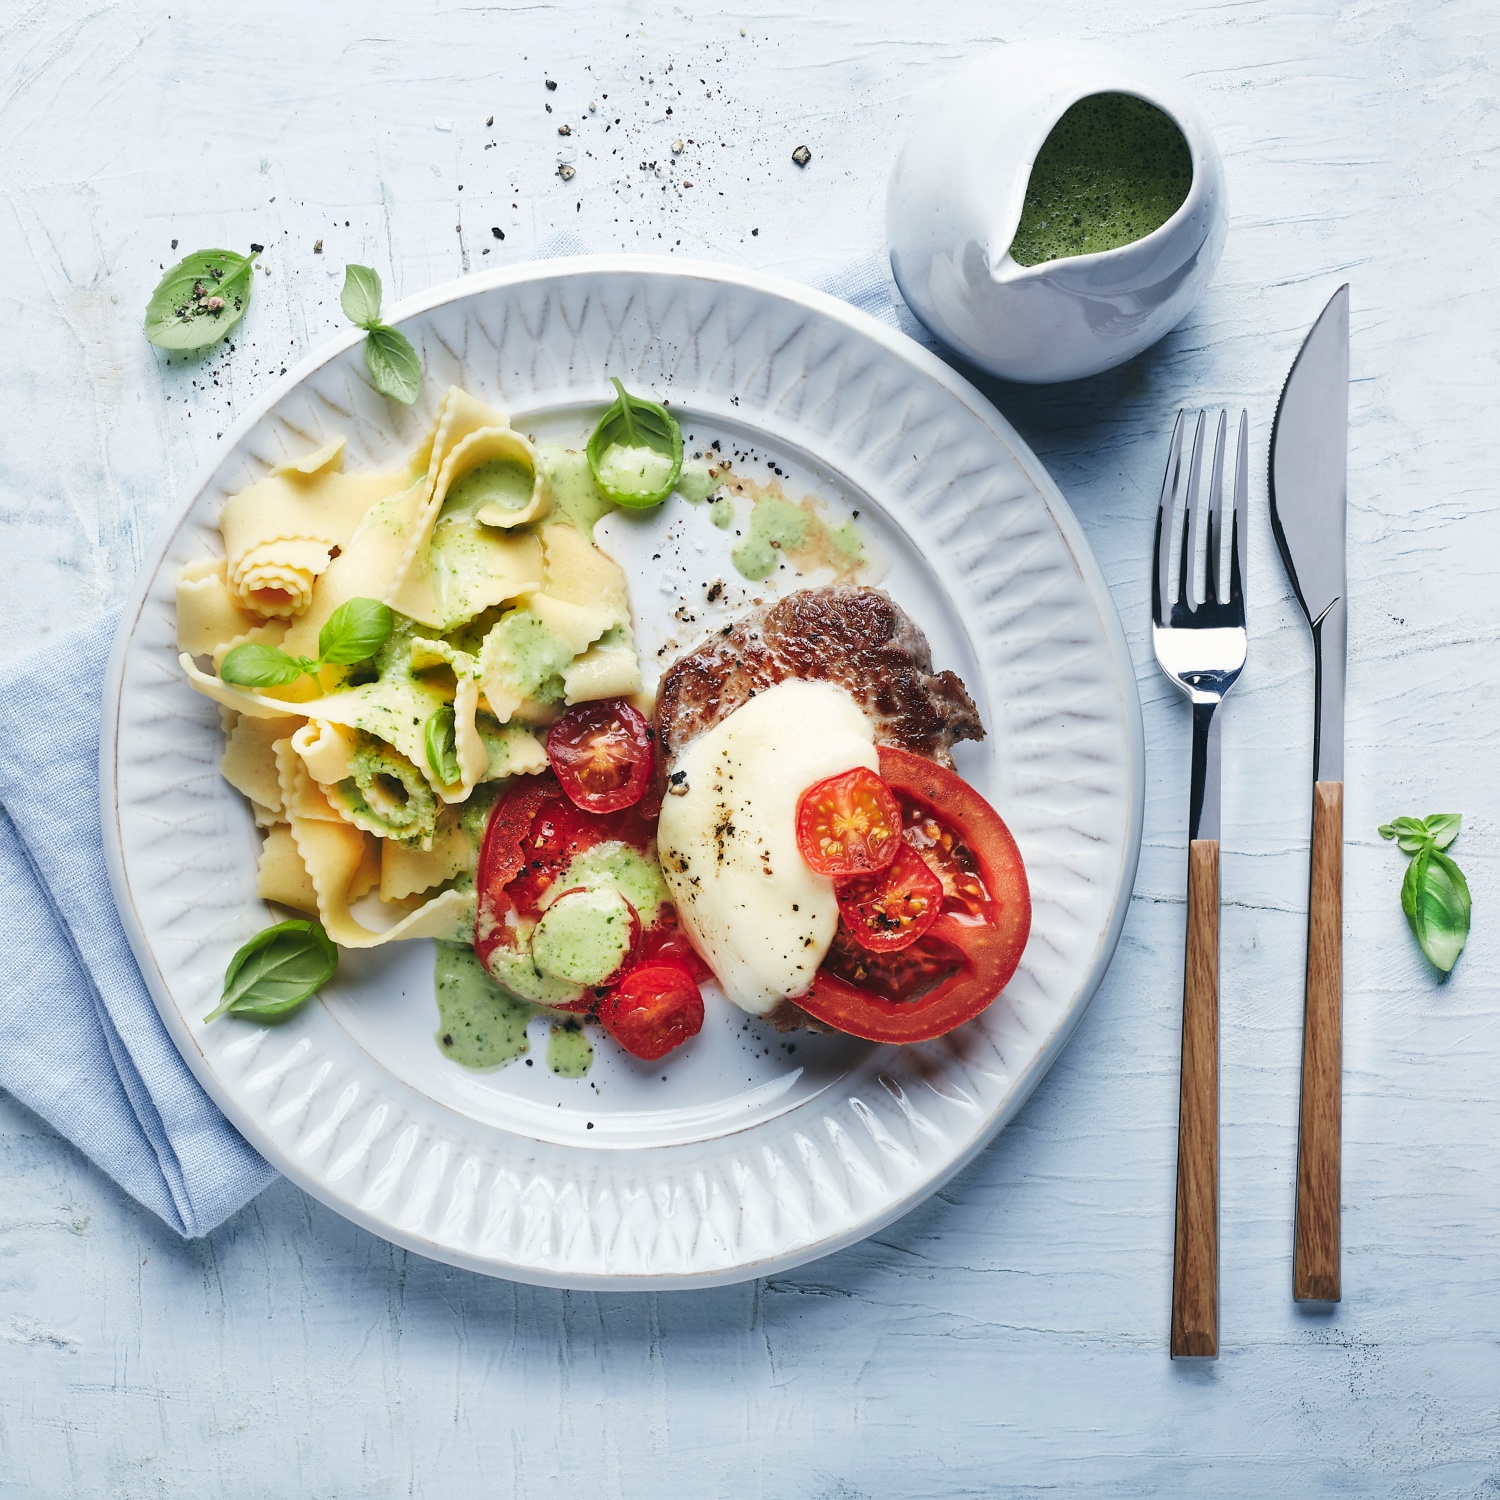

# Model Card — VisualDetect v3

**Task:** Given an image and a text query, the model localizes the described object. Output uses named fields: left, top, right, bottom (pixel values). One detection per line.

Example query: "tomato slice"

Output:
left=475, top=772, right=657, bottom=972
left=795, top=766, right=902, bottom=877
left=836, top=844, right=943, bottom=952
left=798, top=746, right=1030, bottom=1044
left=598, top=961, right=705, bottom=1061
left=546, top=698, right=654, bottom=813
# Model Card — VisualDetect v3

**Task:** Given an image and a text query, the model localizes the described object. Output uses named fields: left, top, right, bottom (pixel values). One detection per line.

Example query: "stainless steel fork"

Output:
left=1152, top=408, right=1249, bottom=1360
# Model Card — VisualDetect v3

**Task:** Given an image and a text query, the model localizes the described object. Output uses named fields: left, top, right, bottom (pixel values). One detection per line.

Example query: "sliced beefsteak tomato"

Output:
left=473, top=772, right=657, bottom=974
left=798, top=746, right=1031, bottom=1044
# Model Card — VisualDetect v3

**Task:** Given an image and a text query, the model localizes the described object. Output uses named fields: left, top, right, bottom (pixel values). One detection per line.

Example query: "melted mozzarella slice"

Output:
left=657, top=679, right=879, bottom=1016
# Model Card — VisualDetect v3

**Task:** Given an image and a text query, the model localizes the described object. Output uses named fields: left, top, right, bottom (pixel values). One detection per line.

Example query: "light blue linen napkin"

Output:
left=0, top=250, right=921, bottom=1237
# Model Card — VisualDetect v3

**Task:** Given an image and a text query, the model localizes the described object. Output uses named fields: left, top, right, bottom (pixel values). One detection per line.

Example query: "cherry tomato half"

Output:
left=795, top=766, right=902, bottom=877
left=546, top=698, right=654, bottom=813
left=836, top=843, right=944, bottom=952
left=598, top=961, right=705, bottom=1061
left=798, top=746, right=1031, bottom=1045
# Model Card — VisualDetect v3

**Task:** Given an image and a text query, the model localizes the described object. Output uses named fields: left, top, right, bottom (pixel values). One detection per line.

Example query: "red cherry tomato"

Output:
left=836, top=843, right=944, bottom=952
left=598, top=961, right=705, bottom=1061
left=798, top=746, right=1031, bottom=1045
left=795, top=766, right=902, bottom=877
left=546, top=698, right=654, bottom=813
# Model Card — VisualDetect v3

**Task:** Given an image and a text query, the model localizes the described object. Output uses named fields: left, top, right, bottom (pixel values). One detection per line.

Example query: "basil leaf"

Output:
left=144, top=248, right=258, bottom=351
left=219, top=642, right=308, bottom=687
left=424, top=703, right=460, bottom=784
left=1400, top=846, right=1424, bottom=926
left=1408, top=849, right=1471, bottom=973
left=1423, top=813, right=1462, bottom=850
left=1386, top=813, right=1472, bottom=974
left=317, top=597, right=394, bottom=665
left=204, top=919, right=338, bottom=1023
left=340, top=264, right=384, bottom=329
left=1379, top=816, right=1433, bottom=855
left=586, top=377, right=684, bottom=508
left=364, top=324, right=423, bottom=404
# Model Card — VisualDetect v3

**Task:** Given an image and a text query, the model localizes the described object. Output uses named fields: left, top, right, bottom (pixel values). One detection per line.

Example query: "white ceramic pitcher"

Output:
left=887, top=41, right=1228, bottom=384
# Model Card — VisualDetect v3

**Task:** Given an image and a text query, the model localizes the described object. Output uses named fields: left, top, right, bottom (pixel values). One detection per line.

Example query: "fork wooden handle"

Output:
left=1295, top=781, right=1343, bottom=1301
left=1172, top=837, right=1219, bottom=1357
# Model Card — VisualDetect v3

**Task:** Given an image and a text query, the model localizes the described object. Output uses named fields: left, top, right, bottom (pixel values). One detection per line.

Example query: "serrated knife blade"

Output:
left=1269, top=284, right=1349, bottom=1305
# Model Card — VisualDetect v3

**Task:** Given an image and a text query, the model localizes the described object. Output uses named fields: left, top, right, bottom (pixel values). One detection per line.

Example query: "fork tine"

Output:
left=1229, top=408, right=1249, bottom=606
left=1154, top=410, right=1186, bottom=626
left=1178, top=412, right=1208, bottom=608
left=1204, top=410, right=1228, bottom=604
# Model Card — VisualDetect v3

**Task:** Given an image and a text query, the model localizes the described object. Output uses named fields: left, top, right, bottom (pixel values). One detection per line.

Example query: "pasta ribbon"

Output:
left=272, top=739, right=471, bottom=948
left=219, top=446, right=404, bottom=619
left=386, top=387, right=550, bottom=632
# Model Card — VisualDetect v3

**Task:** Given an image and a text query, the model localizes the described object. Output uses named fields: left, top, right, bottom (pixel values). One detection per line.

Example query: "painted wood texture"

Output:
left=1295, top=781, right=1344, bottom=1301
left=3, top=0, right=1500, bottom=1494
left=1173, top=839, right=1220, bottom=1357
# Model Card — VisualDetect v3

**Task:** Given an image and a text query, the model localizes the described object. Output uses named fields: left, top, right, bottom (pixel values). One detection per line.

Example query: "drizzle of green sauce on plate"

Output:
left=1009, top=93, right=1193, bottom=267
left=540, top=447, right=722, bottom=534
left=433, top=941, right=595, bottom=1076
left=434, top=941, right=536, bottom=1068
left=547, top=1021, right=594, bottom=1078
left=730, top=491, right=864, bottom=583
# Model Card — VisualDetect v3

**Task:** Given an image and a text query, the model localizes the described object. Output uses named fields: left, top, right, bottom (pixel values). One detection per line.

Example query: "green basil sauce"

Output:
left=547, top=1020, right=594, bottom=1078
left=730, top=494, right=863, bottom=583
left=434, top=941, right=538, bottom=1068
left=443, top=457, right=535, bottom=518
left=433, top=941, right=596, bottom=1075
left=540, top=446, right=721, bottom=533
left=1008, top=93, right=1192, bottom=267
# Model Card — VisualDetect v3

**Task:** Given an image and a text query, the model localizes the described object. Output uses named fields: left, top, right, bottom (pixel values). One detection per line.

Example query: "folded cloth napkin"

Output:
left=0, top=250, right=924, bottom=1237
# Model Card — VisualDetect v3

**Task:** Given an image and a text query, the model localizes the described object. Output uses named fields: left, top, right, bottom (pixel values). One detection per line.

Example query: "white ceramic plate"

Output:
left=102, top=256, right=1143, bottom=1288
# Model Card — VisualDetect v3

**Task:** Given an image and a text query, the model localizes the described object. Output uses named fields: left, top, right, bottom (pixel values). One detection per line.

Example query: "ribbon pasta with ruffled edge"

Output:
left=176, top=387, right=646, bottom=950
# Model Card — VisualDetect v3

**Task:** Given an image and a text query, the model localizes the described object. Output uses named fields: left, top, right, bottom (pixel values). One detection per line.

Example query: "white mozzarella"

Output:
left=657, top=679, right=878, bottom=1016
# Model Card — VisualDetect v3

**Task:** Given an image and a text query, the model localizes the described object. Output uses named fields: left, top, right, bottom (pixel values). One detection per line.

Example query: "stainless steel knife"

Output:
left=1269, top=284, right=1349, bottom=1303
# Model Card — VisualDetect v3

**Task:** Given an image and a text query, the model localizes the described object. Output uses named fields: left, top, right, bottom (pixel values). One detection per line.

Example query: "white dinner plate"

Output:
left=102, top=256, right=1143, bottom=1288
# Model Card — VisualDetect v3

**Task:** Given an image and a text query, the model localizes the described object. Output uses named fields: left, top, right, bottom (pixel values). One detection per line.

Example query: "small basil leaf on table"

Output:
left=1410, top=850, right=1471, bottom=973
left=339, top=264, right=424, bottom=403
left=340, top=264, right=385, bottom=328
left=364, top=324, right=424, bottom=404
left=586, top=377, right=684, bottom=508
left=1422, top=812, right=1462, bottom=850
left=219, top=642, right=309, bottom=688
left=317, top=597, right=394, bottom=665
left=1382, top=813, right=1471, bottom=973
left=424, top=703, right=460, bottom=784
left=1378, top=815, right=1435, bottom=855
left=144, top=248, right=258, bottom=352
left=205, top=919, right=338, bottom=1023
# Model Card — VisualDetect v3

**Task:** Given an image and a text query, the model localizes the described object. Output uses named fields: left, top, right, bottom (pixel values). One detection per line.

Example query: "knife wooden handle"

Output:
left=1172, top=838, right=1219, bottom=1357
left=1295, top=780, right=1343, bottom=1301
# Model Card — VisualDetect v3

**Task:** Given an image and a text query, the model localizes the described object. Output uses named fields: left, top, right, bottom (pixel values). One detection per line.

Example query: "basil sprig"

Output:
left=586, top=377, right=684, bottom=508
left=144, top=248, right=258, bottom=352
left=205, top=919, right=338, bottom=1024
left=1379, top=814, right=1471, bottom=973
left=340, top=264, right=423, bottom=404
left=219, top=597, right=394, bottom=689
left=424, top=703, right=460, bottom=784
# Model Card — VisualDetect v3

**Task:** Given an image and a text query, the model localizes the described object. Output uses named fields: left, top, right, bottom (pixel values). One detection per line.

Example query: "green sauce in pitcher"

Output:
left=1009, top=93, right=1193, bottom=267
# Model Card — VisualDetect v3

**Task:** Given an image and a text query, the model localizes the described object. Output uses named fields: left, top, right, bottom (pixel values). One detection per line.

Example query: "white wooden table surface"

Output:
left=4, top=1, right=1499, bottom=1494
